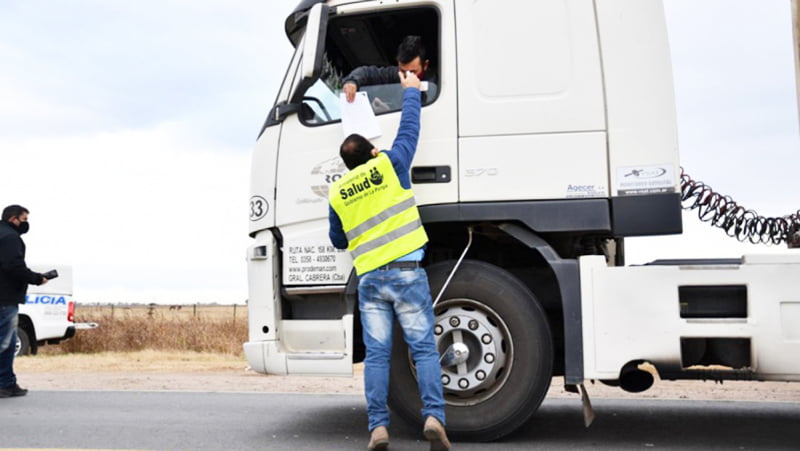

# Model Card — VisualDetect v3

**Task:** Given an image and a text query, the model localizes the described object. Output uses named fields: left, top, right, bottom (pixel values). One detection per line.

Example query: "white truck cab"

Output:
left=245, top=0, right=800, bottom=441
left=17, top=265, right=77, bottom=356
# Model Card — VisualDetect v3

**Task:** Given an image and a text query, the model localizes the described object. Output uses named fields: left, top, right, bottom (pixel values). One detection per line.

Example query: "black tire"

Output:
left=15, top=327, right=31, bottom=357
left=388, top=259, right=554, bottom=441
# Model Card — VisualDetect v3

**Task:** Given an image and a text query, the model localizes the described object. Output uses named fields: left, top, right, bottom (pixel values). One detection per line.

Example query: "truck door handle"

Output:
left=412, top=166, right=451, bottom=184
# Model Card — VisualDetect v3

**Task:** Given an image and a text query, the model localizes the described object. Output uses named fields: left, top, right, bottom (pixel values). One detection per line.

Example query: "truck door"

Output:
left=275, top=1, right=458, bottom=287
left=248, top=2, right=458, bottom=376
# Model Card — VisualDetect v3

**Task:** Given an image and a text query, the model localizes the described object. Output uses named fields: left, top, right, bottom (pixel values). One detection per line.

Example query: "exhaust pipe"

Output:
left=619, top=363, right=655, bottom=393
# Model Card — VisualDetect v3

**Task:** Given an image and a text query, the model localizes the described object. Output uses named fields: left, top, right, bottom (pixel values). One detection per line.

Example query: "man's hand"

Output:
left=399, top=71, right=421, bottom=90
left=41, top=277, right=48, bottom=285
left=343, top=82, right=358, bottom=103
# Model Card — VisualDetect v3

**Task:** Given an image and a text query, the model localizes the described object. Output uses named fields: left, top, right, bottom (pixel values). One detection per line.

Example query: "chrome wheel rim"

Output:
left=410, top=298, right=513, bottom=406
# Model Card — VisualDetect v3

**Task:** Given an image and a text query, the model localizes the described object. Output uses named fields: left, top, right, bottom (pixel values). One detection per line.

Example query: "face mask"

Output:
left=13, top=221, right=29, bottom=234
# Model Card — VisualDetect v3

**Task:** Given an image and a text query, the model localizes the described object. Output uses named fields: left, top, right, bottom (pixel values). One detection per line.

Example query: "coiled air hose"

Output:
left=680, top=168, right=800, bottom=246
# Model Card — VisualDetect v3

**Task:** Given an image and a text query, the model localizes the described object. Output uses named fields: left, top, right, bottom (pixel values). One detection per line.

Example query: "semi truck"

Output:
left=245, top=0, right=800, bottom=441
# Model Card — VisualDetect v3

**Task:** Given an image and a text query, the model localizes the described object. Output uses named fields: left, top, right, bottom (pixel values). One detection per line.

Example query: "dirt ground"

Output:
left=14, top=351, right=800, bottom=403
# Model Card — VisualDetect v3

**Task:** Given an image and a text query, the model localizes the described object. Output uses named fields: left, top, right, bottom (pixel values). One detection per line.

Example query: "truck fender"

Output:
left=496, top=222, right=583, bottom=384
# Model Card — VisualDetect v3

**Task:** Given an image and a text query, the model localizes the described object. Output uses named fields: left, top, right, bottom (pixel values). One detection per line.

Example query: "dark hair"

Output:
left=2, top=205, right=29, bottom=222
left=396, top=35, right=426, bottom=65
left=340, top=134, right=374, bottom=170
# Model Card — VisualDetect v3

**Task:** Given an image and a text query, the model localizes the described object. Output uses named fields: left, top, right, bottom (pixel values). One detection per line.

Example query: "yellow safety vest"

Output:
left=329, top=153, right=428, bottom=275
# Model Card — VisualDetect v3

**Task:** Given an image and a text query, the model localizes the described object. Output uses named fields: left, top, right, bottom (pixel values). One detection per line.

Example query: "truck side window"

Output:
left=299, top=7, right=440, bottom=127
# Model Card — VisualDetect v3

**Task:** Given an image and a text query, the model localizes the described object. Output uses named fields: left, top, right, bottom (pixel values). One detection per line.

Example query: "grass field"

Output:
left=39, top=304, right=247, bottom=356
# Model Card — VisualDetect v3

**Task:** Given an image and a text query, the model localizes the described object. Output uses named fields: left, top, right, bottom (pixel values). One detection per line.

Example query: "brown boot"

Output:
left=423, top=416, right=451, bottom=451
left=367, top=425, right=389, bottom=450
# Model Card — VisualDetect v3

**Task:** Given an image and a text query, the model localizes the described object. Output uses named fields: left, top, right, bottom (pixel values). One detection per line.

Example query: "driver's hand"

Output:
left=399, top=71, right=421, bottom=90
left=343, top=82, right=358, bottom=103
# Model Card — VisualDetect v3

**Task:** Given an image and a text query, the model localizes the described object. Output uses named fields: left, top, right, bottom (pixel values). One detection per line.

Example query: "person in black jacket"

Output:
left=0, top=204, right=46, bottom=398
left=342, top=35, right=437, bottom=105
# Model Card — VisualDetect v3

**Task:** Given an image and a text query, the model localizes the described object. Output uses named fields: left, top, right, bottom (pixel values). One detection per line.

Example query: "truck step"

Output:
left=287, top=352, right=347, bottom=360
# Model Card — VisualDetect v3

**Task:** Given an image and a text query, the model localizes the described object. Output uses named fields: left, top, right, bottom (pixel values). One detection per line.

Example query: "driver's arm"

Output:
left=342, top=65, right=404, bottom=102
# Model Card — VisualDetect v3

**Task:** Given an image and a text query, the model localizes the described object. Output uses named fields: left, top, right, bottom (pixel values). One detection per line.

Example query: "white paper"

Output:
left=340, top=91, right=382, bottom=140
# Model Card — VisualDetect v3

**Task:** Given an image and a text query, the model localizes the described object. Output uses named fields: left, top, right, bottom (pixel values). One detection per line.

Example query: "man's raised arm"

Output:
left=388, top=71, right=422, bottom=169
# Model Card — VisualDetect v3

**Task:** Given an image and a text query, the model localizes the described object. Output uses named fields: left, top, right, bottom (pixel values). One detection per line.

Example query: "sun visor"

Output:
left=285, top=0, right=327, bottom=46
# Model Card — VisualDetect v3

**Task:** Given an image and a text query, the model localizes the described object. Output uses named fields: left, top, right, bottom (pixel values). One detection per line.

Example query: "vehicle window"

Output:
left=300, top=71, right=343, bottom=125
left=299, top=7, right=440, bottom=127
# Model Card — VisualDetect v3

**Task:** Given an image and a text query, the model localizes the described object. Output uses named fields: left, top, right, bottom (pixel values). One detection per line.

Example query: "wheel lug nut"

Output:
left=442, top=374, right=450, bottom=385
left=481, top=334, right=492, bottom=344
left=468, top=320, right=479, bottom=330
left=449, top=317, right=460, bottom=327
left=485, top=353, right=495, bottom=363
left=476, top=370, right=486, bottom=381
left=458, top=378, right=469, bottom=389
left=434, top=325, right=443, bottom=335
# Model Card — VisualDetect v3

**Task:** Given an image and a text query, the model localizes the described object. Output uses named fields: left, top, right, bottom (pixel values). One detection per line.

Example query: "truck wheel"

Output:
left=15, top=328, right=31, bottom=357
left=388, top=259, right=554, bottom=441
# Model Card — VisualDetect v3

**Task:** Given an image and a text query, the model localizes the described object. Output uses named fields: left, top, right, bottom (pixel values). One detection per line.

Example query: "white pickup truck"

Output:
left=16, top=265, right=79, bottom=356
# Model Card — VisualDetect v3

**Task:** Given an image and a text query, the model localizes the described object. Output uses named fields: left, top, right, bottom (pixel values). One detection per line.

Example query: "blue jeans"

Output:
left=0, top=305, right=19, bottom=389
left=358, top=267, right=445, bottom=432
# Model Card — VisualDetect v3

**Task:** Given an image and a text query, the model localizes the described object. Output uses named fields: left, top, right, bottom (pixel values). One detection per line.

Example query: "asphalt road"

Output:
left=2, top=391, right=799, bottom=450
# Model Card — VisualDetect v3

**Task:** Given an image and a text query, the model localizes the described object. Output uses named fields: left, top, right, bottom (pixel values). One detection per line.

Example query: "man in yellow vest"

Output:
left=329, top=71, right=449, bottom=451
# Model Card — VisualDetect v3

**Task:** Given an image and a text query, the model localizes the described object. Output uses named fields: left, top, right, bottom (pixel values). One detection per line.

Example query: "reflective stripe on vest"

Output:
left=344, top=196, right=418, bottom=243
left=329, top=153, right=428, bottom=275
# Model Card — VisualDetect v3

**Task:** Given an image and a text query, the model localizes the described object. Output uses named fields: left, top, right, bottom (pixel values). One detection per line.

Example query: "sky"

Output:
left=626, top=0, right=799, bottom=263
left=1, top=0, right=797, bottom=304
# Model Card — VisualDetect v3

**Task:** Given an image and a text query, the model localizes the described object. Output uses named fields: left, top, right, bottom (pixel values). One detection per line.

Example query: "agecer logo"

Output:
left=340, top=166, right=385, bottom=200
left=567, top=184, right=596, bottom=192
left=624, top=167, right=667, bottom=179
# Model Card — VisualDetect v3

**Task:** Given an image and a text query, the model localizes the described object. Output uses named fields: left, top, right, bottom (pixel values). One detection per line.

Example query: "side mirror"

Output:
left=299, top=103, right=316, bottom=122
left=301, top=3, right=329, bottom=81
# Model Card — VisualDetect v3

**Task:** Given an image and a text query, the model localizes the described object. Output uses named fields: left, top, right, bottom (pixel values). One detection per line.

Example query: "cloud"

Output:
left=1, top=122, right=251, bottom=304
left=0, top=0, right=297, bottom=146
left=656, top=0, right=799, bottom=213
left=623, top=1, right=800, bottom=262
left=2, top=0, right=797, bottom=303
left=0, top=1, right=302, bottom=304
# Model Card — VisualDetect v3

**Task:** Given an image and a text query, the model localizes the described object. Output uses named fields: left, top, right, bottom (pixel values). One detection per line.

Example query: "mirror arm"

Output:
left=271, top=101, right=303, bottom=122
left=289, top=77, right=316, bottom=105
left=257, top=100, right=302, bottom=136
